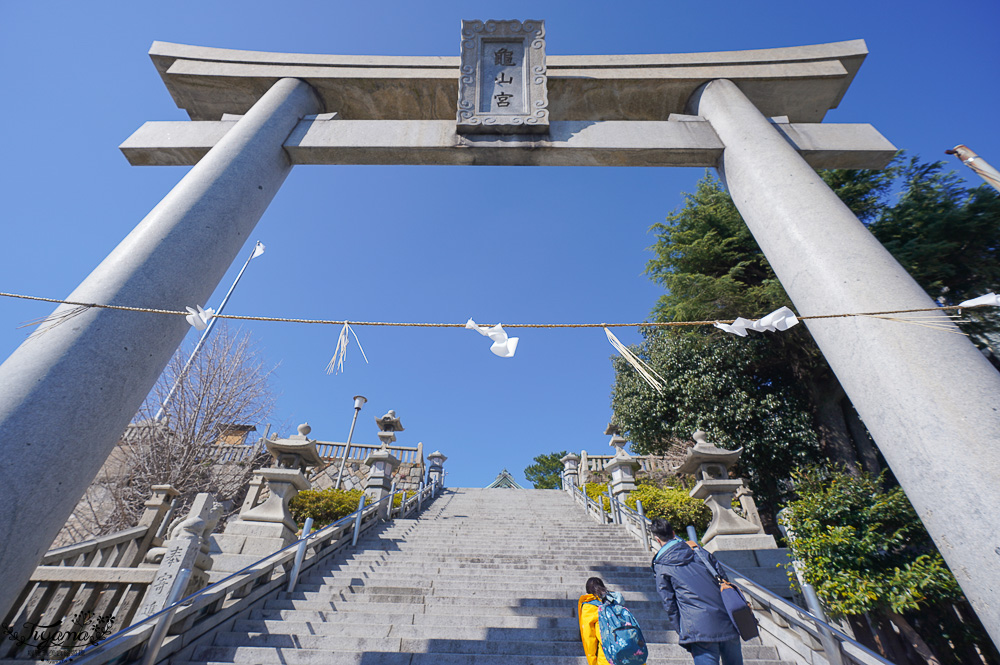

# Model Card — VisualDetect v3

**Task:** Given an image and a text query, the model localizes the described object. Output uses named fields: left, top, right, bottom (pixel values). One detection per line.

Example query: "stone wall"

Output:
left=310, top=460, right=425, bottom=493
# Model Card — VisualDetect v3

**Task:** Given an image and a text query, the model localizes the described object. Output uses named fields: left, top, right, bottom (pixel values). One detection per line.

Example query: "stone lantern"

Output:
left=365, top=410, right=403, bottom=517
left=560, top=453, right=580, bottom=491
left=240, top=423, right=322, bottom=533
left=426, top=450, right=447, bottom=487
left=375, top=409, right=403, bottom=447
left=603, top=423, right=640, bottom=499
left=675, top=430, right=776, bottom=552
left=210, top=423, right=323, bottom=575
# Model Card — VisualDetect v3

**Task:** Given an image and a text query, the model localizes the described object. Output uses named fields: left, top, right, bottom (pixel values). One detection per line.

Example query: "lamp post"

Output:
left=334, top=395, right=367, bottom=489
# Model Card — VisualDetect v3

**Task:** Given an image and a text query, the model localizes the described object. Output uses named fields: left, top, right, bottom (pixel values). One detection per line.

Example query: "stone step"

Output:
left=183, top=645, right=787, bottom=665
left=291, top=577, right=661, bottom=594
left=303, top=565, right=656, bottom=582
left=230, top=619, right=678, bottom=644
left=324, top=553, right=653, bottom=567
left=331, top=553, right=654, bottom=566
left=176, top=489, right=798, bottom=665
left=201, top=637, right=783, bottom=660
left=241, top=612, right=585, bottom=630
left=286, top=587, right=662, bottom=604
left=262, top=598, right=576, bottom=617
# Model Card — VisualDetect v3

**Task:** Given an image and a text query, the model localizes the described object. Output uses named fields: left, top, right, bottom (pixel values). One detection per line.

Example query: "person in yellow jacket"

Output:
left=578, top=577, right=611, bottom=665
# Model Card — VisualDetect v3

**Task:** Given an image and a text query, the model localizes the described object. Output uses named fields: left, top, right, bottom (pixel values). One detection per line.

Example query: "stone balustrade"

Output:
left=1, top=486, right=177, bottom=661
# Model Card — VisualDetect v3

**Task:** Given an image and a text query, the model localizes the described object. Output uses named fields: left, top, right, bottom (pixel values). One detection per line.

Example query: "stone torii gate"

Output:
left=0, top=22, right=998, bottom=642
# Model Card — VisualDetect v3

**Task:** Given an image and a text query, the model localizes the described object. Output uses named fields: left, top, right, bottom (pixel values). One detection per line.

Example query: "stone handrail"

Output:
left=61, top=478, right=443, bottom=665
left=568, top=485, right=891, bottom=665
left=580, top=452, right=674, bottom=475
left=198, top=442, right=267, bottom=464
left=3, top=488, right=176, bottom=661
left=313, top=440, right=423, bottom=465
left=39, top=525, right=150, bottom=567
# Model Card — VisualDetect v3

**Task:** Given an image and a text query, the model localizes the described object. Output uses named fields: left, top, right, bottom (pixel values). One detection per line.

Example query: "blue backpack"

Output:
left=589, top=591, right=649, bottom=665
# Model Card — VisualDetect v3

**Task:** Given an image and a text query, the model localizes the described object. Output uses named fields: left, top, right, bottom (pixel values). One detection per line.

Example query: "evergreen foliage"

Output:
left=611, top=331, right=820, bottom=512
left=524, top=450, right=569, bottom=489
left=615, top=154, right=1000, bottom=500
left=781, top=466, right=961, bottom=618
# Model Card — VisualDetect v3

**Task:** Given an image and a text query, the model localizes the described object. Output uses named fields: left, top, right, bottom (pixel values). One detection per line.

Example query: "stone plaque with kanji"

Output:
left=457, top=20, right=548, bottom=134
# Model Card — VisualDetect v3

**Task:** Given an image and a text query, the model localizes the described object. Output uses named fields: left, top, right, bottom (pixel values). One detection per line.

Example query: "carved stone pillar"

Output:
left=604, top=424, right=640, bottom=499
left=366, top=448, right=401, bottom=519
left=560, top=453, right=580, bottom=492
left=366, top=411, right=404, bottom=518
left=426, top=450, right=447, bottom=487
left=138, top=493, right=222, bottom=619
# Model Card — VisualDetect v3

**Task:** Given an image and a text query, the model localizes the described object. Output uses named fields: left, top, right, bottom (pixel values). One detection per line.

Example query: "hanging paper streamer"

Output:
left=184, top=305, right=215, bottom=331
left=326, top=322, right=369, bottom=375
left=605, top=327, right=665, bottom=393
left=713, top=306, right=799, bottom=337
left=958, top=292, right=1000, bottom=309
left=465, top=318, right=519, bottom=358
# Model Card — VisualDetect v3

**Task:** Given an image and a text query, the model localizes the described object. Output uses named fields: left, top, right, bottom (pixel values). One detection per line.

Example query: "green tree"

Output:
left=866, top=158, right=1000, bottom=346
left=611, top=331, right=820, bottom=514
left=782, top=467, right=998, bottom=665
left=524, top=451, right=568, bottom=489
left=624, top=155, right=1000, bottom=486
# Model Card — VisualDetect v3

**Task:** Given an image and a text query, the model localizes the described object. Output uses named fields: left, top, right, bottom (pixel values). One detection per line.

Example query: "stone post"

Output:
left=603, top=424, right=640, bottom=499
left=365, top=448, right=401, bottom=519
left=560, top=453, right=580, bottom=492
left=137, top=493, right=222, bottom=620
left=0, top=77, right=322, bottom=618
left=691, top=78, right=1000, bottom=639
left=366, top=411, right=404, bottom=519
left=239, top=472, right=268, bottom=516
left=134, top=485, right=180, bottom=562
left=426, top=450, right=447, bottom=488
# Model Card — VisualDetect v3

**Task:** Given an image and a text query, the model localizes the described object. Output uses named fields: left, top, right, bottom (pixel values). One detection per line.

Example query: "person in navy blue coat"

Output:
left=650, top=518, right=743, bottom=665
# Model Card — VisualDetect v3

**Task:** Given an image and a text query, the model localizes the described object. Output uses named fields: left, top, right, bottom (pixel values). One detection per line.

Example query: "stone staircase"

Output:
left=173, top=488, right=793, bottom=665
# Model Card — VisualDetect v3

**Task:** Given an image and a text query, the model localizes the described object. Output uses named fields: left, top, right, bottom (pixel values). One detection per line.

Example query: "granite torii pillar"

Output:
left=690, top=78, right=1000, bottom=644
left=0, top=77, right=322, bottom=618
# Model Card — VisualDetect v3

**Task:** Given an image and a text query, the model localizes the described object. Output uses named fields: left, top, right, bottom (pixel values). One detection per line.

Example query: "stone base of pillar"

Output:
left=208, top=519, right=298, bottom=581
left=711, top=547, right=793, bottom=600
left=702, top=533, right=777, bottom=552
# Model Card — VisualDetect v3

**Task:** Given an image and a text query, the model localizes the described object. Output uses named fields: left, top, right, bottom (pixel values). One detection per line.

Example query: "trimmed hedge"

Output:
left=583, top=482, right=708, bottom=534
left=289, top=488, right=365, bottom=528
left=624, top=484, right=711, bottom=534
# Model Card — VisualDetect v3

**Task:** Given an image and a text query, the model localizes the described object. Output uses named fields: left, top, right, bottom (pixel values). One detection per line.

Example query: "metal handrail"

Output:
left=60, top=478, right=442, bottom=665
left=567, top=484, right=893, bottom=665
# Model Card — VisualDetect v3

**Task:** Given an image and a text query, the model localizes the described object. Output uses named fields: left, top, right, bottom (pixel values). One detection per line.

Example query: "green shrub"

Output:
left=624, top=484, right=711, bottom=534
left=584, top=482, right=612, bottom=511
left=289, top=488, right=365, bottom=528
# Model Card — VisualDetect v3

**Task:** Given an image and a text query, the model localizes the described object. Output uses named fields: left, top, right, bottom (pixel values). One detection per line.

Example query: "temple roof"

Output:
left=486, top=469, right=524, bottom=489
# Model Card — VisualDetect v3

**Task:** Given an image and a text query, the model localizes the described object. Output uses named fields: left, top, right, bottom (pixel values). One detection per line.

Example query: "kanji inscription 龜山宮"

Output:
left=457, top=20, right=548, bottom=134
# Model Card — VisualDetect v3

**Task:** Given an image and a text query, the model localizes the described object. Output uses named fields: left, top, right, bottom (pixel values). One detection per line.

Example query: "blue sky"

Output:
left=1, top=1, right=998, bottom=488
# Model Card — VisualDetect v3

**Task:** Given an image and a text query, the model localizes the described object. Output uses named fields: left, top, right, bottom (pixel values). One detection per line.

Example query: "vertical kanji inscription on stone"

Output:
left=457, top=20, right=548, bottom=134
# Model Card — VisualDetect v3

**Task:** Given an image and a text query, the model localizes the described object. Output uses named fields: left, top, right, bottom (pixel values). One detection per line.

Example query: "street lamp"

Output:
left=334, top=395, right=367, bottom=489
